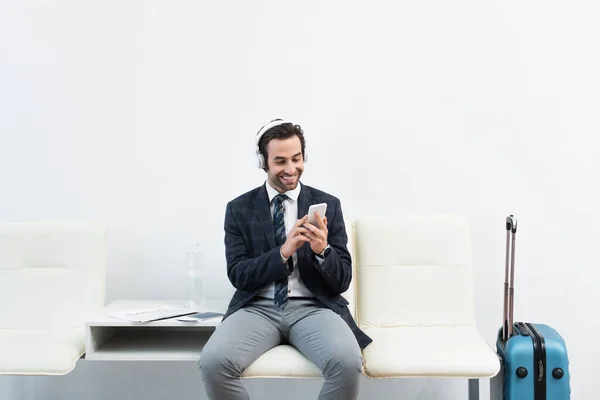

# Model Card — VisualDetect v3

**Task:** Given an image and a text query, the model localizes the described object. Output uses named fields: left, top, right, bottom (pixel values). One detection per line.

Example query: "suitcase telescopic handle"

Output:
left=503, top=215, right=517, bottom=341
left=506, top=215, right=517, bottom=233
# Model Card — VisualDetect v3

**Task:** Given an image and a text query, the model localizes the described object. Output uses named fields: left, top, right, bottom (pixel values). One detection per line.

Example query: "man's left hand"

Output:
left=303, top=212, right=328, bottom=255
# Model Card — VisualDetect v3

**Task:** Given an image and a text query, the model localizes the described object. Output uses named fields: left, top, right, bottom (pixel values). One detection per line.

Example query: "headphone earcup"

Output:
left=257, top=151, right=265, bottom=169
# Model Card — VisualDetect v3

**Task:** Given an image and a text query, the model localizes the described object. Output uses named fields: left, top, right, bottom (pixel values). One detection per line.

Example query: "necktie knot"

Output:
left=273, top=194, right=288, bottom=206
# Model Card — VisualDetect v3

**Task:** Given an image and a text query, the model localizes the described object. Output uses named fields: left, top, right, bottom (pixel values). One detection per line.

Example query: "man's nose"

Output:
left=284, top=162, right=296, bottom=174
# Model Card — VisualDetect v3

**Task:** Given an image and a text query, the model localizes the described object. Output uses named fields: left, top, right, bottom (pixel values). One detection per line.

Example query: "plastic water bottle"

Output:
left=187, top=242, right=205, bottom=310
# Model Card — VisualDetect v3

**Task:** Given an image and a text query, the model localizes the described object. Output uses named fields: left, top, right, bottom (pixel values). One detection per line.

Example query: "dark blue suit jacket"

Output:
left=222, top=182, right=372, bottom=349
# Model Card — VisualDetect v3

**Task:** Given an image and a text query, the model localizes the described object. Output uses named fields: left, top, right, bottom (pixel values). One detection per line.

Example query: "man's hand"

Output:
left=303, top=212, right=328, bottom=255
left=281, top=215, right=311, bottom=259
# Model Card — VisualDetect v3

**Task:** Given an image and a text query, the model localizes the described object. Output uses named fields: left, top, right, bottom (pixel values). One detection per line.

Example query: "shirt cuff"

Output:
left=280, top=247, right=289, bottom=264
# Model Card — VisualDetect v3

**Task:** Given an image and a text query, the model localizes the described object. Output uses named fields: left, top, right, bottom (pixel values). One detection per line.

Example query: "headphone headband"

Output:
left=255, top=119, right=293, bottom=148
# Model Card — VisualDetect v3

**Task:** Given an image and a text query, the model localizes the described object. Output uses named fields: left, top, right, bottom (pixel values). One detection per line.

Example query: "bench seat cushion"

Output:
left=0, top=328, right=85, bottom=375
left=242, top=344, right=322, bottom=378
left=362, top=326, right=499, bottom=378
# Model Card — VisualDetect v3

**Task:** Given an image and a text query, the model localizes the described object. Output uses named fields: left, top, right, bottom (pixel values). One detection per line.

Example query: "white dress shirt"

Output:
left=258, top=181, right=314, bottom=298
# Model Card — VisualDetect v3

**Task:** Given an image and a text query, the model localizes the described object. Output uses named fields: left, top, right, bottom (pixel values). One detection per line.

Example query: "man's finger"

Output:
left=316, top=212, right=327, bottom=230
left=296, top=215, right=309, bottom=227
left=295, top=227, right=310, bottom=235
left=297, top=234, right=311, bottom=243
left=303, top=223, right=318, bottom=233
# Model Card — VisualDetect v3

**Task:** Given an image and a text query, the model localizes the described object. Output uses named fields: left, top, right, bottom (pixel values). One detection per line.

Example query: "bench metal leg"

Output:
left=468, top=379, right=479, bottom=400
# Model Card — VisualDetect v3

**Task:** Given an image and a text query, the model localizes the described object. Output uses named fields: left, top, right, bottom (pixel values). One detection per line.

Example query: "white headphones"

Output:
left=255, top=119, right=306, bottom=169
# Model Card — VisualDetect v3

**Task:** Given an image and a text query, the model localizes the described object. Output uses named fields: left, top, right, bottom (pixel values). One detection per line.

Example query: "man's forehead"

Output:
left=267, top=137, right=302, bottom=156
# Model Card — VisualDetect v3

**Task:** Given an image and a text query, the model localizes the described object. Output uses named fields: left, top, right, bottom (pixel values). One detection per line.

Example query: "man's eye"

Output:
left=292, top=158, right=300, bottom=162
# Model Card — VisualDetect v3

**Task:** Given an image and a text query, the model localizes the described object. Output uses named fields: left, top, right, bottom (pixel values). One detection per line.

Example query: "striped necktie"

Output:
left=273, top=194, right=292, bottom=309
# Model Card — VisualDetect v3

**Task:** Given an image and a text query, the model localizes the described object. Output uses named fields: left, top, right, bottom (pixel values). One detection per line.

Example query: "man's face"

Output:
left=265, top=135, right=304, bottom=193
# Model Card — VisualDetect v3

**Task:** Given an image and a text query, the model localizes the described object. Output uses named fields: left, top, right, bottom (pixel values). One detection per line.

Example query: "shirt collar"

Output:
left=265, top=180, right=301, bottom=202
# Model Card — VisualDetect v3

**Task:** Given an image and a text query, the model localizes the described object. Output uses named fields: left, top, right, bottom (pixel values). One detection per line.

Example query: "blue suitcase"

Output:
left=495, top=215, right=571, bottom=400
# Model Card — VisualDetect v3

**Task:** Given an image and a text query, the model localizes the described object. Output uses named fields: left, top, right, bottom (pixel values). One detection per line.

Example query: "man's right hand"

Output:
left=280, top=215, right=311, bottom=259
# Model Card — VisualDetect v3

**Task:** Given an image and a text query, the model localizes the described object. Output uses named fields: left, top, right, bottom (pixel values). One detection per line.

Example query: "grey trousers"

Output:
left=198, top=297, right=363, bottom=400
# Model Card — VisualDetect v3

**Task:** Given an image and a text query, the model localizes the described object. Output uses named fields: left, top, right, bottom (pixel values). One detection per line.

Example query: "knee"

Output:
left=322, top=348, right=363, bottom=381
left=198, top=341, right=242, bottom=380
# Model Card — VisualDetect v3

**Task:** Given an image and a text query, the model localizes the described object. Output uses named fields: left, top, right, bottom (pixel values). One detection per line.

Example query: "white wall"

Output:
left=1, top=0, right=599, bottom=398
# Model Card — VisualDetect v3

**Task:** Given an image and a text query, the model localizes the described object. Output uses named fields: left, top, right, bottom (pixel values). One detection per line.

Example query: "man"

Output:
left=199, top=119, right=372, bottom=400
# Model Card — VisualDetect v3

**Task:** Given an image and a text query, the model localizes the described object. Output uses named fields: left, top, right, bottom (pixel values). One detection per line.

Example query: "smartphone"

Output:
left=307, top=203, right=327, bottom=226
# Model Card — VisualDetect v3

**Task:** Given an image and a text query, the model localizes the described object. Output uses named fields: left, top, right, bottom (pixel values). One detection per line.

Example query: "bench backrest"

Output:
left=352, top=215, right=476, bottom=328
left=0, top=222, right=107, bottom=329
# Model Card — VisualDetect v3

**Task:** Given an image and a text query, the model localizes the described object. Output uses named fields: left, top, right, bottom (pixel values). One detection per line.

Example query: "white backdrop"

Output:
left=1, top=1, right=599, bottom=398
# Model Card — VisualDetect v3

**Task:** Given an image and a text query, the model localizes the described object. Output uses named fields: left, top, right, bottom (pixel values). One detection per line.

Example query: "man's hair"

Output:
left=257, top=122, right=306, bottom=170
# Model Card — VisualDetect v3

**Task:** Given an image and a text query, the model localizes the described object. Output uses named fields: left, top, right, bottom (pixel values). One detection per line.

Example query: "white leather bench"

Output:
left=0, top=216, right=500, bottom=398
left=0, top=222, right=107, bottom=375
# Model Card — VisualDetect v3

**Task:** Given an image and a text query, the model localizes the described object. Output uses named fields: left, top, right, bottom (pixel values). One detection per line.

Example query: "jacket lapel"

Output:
left=297, top=183, right=312, bottom=223
left=253, top=185, right=275, bottom=248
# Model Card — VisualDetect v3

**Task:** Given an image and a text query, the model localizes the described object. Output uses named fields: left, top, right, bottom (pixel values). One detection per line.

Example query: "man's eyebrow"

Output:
left=273, top=152, right=302, bottom=160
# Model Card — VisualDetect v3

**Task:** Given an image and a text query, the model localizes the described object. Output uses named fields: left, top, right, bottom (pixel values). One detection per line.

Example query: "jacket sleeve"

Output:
left=224, top=201, right=289, bottom=292
left=312, top=198, right=353, bottom=295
